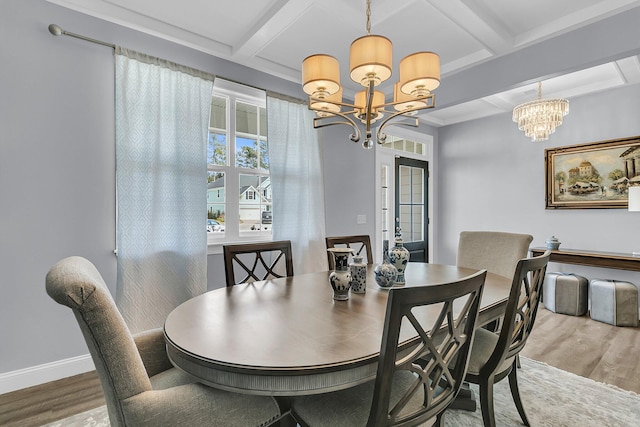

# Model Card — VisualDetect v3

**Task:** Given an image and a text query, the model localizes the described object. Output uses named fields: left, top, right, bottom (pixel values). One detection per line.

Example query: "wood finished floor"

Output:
left=1, top=308, right=639, bottom=426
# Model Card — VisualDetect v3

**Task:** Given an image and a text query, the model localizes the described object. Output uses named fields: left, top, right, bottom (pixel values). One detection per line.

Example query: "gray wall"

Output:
left=436, top=85, right=640, bottom=293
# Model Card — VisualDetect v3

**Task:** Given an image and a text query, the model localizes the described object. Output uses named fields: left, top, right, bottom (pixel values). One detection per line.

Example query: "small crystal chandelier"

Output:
left=301, top=0, right=439, bottom=149
left=512, top=82, right=569, bottom=142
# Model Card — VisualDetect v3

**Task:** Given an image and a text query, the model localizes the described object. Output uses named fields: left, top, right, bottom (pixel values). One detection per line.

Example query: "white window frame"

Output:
left=207, top=79, right=270, bottom=254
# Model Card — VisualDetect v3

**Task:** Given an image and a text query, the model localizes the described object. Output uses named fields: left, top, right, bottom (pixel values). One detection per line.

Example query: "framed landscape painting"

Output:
left=545, top=136, right=640, bottom=209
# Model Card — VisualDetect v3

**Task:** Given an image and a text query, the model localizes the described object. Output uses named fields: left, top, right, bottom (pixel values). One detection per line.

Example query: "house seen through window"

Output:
left=207, top=79, right=271, bottom=245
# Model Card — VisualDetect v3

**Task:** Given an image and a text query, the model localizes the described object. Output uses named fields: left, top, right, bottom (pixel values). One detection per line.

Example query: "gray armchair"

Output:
left=46, top=256, right=282, bottom=427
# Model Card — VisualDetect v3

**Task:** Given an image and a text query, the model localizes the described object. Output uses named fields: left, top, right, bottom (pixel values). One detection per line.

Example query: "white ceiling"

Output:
left=47, top=0, right=640, bottom=126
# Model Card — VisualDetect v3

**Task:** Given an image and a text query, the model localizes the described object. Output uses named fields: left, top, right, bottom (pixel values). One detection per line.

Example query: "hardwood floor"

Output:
left=1, top=308, right=639, bottom=426
left=0, top=371, right=104, bottom=427
left=521, top=307, right=640, bottom=394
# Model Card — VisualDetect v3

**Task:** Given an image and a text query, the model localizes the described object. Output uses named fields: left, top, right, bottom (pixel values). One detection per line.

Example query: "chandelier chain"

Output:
left=537, top=81, right=542, bottom=100
left=366, top=0, right=371, bottom=35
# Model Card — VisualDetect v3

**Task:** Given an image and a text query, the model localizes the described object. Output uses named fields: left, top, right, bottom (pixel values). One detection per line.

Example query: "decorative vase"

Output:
left=546, top=236, right=561, bottom=250
left=349, top=254, right=367, bottom=293
left=374, top=240, right=397, bottom=289
left=328, top=248, right=353, bottom=300
left=389, top=226, right=410, bottom=285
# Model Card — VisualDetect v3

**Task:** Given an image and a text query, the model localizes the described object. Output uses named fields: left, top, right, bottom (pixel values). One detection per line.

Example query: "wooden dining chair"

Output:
left=223, top=240, right=294, bottom=287
left=325, top=235, right=373, bottom=270
left=464, top=250, right=550, bottom=427
left=290, top=269, right=487, bottom=427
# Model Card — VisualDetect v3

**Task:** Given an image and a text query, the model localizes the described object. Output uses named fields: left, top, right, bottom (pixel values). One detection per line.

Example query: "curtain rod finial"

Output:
left=48, top=24, right=63, bottom=36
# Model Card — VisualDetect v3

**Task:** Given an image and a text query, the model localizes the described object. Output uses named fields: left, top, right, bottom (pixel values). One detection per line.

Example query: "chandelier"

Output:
left=512, top=82, right=569, bottom=142
left=301, top=0, right=439, bottom=149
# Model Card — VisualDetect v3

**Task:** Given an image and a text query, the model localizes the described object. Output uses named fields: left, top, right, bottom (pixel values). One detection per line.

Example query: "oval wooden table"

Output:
left=164, top=263, right=511, bottom=396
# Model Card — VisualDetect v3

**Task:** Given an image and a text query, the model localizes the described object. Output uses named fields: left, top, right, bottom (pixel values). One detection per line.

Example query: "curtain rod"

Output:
left=49, top=24, right=116, bottom=49
left=48, top=24, right=305, bottom=103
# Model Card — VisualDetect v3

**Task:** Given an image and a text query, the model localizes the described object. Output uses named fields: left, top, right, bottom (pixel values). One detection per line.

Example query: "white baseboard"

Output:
left=0, top=354, right=95, bottom=394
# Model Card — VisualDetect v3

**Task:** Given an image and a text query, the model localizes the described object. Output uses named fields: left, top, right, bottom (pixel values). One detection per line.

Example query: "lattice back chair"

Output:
left=464, top=251, right=550, bottom=427
left=223, top=240, right=294, bottom=287
left=290, top=270, right=487, bottom=427
left=457, top=231, right=533, bottom=280
left=325, top=235, right=373, bottom=270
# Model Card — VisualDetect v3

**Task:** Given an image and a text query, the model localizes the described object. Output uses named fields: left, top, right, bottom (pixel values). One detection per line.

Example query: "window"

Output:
left=207, top=79, right=271, bottom=246
left=380, top=135, right=425, bottom=155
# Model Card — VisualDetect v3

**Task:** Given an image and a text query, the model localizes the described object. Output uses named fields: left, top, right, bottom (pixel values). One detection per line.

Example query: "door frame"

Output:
left=374, top=126, right=434, bottom=263
left=395, top=156, right=429, bottom=262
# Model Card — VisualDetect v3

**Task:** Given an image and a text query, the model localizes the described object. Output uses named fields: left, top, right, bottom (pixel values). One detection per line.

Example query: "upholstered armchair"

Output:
left=46, top=256, right=282, bottom=427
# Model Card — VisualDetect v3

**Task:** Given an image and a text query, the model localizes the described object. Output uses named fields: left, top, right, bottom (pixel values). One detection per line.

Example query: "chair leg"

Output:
left=508, top=363, right=530, bottom=427
left=479, top=377, right=496, bottom=427
left=434, top=411, right=445, bottom=427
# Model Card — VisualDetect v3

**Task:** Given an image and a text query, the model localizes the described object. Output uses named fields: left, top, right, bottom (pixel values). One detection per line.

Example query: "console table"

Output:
left=530, top=247, right=640, bottom=272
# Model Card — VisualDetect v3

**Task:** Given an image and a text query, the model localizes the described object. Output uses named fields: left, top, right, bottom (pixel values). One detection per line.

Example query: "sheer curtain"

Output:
left=115, top=47, right=214, bottom=332
left=267, top=96, right=327, bottom=274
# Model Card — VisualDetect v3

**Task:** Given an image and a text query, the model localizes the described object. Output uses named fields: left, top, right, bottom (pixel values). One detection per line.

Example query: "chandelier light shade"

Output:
left=355, top=89, right=385, bottom=122
left=393, top=82, right=427, bottom=113
left=301, top=0, right=438, bottom=148
left=513, top=81, right=569, bottom=142
left=310, top=88, right=343, bottom=117
left=399, top=52, right=440, bottom=96
left=349, top=35, right=393, bottom=86
left=302, top=54, right=341, bottom=97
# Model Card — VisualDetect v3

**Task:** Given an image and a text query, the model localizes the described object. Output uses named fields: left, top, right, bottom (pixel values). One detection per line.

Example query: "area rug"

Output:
left=44, top=357, right=640, bottom=426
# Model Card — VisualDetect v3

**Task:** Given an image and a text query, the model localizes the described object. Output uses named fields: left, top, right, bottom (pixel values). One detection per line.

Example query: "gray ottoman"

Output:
left=543, top=273, right=588, bottom=316
left=589, top=279, right=639, bottom=327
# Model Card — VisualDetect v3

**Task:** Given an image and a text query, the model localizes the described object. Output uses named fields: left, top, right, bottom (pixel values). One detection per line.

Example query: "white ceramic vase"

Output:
left=328, top=248, right=353, bottom=300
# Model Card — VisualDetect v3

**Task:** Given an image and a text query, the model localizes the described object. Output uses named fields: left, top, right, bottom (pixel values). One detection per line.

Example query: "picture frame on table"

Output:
left=545, top=136, right=640, bottom=209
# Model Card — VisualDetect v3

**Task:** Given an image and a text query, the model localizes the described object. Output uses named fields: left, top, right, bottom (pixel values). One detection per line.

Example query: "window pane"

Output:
left=208, top=132, right=227, bottom=166
left=412, top=167, right=423, bottom=203
left=406, top=139, right=415, bottom=153
left=207, top=172, right=226, bottom=234
left=259, top=107, right=267, bottom=137
left=260, top=138, right=269, bottom=169
left=399, top=165, right=411, bottom=204
left=236, top=102, right=258, bottom=134
left=238, top=174, right=272, bottom=235
left=399, top=206, right=411, bottom=239
left=412, top=206, right=423, bottom=242
left=210, top=96, right=226, bottom=130
left=236, top=137, right=258, bottom=168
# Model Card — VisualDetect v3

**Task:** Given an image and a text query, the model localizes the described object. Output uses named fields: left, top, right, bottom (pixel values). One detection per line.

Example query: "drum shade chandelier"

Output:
left=513, top=81, right=569, bottom=142
left=301, top=0, right=439, bottom=149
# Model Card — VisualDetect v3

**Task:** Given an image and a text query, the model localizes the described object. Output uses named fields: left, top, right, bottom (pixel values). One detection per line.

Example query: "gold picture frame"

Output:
left=545, top=136, right=640, bottom=209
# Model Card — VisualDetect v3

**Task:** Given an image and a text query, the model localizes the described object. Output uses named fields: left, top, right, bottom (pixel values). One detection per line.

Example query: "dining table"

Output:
left=163, top=263, right=511, bottom=397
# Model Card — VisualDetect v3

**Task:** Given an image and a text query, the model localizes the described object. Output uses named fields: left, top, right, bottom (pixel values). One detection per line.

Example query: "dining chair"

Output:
left=464, top=250, right=550, bottom=427
left=325, top=235, right=373, bottom=270
left=223, top=240, right=294, bottom=287
left=290, top=269, right=487, bottom=427
left=456, top=231, right=533, bottom=279
left=45, top=256, right=283, bottom=427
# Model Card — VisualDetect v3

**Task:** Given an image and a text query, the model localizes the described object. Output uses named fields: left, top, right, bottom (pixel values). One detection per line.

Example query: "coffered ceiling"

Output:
left=46, top=0, right=640, bottom=126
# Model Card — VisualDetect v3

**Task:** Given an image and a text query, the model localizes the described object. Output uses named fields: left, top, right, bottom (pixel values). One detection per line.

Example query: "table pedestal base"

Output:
left=450, top=383, right=476, bottom=411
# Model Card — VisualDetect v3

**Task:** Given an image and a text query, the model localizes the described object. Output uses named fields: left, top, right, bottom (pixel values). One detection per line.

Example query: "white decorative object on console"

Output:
left=629, top=186, right=640, bottom=256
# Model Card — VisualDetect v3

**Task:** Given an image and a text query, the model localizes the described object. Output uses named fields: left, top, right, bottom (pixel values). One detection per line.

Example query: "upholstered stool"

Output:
left=589, top=279, right=639, bottom=327
left=543, top=272, right=588, bottom=316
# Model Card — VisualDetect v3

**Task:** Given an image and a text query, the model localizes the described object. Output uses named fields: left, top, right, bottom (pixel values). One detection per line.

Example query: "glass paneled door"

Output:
left=395, top=157, right=428, bottom=262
